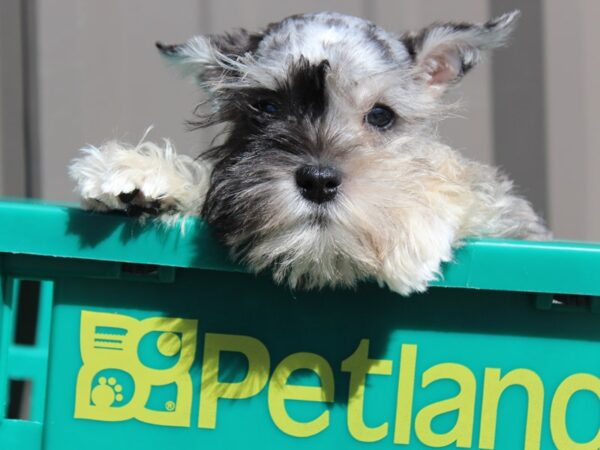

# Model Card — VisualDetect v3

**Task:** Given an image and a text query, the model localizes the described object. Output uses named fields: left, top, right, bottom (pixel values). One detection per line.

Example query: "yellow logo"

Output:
left=73, top=311, right=600, bottom=450
left=74, top=311, right=197, bottom=427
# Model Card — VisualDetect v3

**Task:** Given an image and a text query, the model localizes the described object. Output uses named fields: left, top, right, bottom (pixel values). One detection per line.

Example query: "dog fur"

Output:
left=69, top=11, right=549, bottom=295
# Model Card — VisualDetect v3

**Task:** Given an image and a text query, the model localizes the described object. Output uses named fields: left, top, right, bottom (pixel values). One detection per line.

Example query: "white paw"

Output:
left=69, top=138, right=210, bottom=218
left=377, top=219, right=456, bottom=296
left=379, top=254, right=445, bottom=297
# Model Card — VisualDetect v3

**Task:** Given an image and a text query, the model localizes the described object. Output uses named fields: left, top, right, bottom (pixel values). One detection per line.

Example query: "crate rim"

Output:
left=1, top=198, right=600, bottom=296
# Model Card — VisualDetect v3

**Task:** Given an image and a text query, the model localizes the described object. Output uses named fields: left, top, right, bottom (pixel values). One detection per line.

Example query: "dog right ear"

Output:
left=156, top=29, right=264, bottom=87
left=402, top=11, right=520, bottom=96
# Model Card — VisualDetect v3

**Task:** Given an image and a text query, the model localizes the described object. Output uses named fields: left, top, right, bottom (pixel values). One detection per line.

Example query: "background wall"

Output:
left=0, top=0, right=598, bottom=240
left=0, top=1, right=27, bottom=197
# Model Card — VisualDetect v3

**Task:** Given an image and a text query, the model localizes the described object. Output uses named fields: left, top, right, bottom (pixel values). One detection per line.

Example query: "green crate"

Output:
left=0, top=199, right=598, bottom=450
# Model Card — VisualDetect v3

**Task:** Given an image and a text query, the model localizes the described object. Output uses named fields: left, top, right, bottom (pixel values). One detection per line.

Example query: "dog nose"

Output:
left=295, top=165, right=342, bottom=204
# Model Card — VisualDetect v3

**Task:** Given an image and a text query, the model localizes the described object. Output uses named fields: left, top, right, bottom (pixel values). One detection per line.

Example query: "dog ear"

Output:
left=156, top=29, right=264, bottom=85
left=403, top=10, right=519, bottom=93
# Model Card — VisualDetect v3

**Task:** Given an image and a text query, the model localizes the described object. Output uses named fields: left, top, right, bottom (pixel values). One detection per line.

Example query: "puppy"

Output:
left=70, top=11, right=549, bottom=295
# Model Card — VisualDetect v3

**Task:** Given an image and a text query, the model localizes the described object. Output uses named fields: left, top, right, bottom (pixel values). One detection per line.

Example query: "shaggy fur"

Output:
left=70, top=11, right=549, bottom=295
left=69, top=130, right=210, bottom=221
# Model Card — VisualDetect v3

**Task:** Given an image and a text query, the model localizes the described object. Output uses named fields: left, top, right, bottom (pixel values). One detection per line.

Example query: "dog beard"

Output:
left=201, top=124, right=470, bottom=292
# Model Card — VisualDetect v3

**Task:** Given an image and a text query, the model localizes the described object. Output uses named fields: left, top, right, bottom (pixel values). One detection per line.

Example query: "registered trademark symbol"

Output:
left=165, top=401, right=176, bottom=411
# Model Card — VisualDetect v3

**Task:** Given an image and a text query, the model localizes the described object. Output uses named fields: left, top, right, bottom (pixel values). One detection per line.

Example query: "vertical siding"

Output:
left=0, top=1, right=27, bottom=197
left=581, top=3, right=600, bottom=239
left=544, top=0, right=600, bottom=240
left=491, top=0, right=548, bottom=220
left=33, top=0, right=205, bottom=200
left=203, top=0, right=367, bottom=31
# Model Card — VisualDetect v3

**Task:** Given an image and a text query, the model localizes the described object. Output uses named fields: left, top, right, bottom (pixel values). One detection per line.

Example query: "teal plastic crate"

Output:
left=0, top=199, right=598, bottom=450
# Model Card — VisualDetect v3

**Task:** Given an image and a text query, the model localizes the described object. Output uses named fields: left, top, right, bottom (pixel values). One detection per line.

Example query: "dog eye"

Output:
left=365, top=104, right=395, bottom=129
left=256, top=100, right=279, bottom=115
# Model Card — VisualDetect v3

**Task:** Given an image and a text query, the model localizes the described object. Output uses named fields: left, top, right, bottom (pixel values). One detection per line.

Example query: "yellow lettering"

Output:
left=198, top=333, right=270, bottom=429
left=551, top=373, right=600, bottom=450
left=479, top=368, right=544, bottom=450
left=393, top=344, right=417, bottom=445
left=415, top=363, right=476, bottom=448
left=341, top=339, right=393, bottom=442
left=268, top=352, right=334, bottom=437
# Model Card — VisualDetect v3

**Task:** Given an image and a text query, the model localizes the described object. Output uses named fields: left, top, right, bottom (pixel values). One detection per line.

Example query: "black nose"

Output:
left=295, top=165, right=342, bottom=204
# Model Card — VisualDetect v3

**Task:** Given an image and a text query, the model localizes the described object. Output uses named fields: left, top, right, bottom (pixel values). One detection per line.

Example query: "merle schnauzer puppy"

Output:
left=70, top=11, right=549, bottom=295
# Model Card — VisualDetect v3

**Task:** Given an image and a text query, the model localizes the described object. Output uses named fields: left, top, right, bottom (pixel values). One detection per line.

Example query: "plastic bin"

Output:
left=0, top=199, right=598, bottom=450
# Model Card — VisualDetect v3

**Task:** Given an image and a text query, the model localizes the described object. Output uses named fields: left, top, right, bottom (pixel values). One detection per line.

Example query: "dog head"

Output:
left=157, top=11, right=519, bottom=289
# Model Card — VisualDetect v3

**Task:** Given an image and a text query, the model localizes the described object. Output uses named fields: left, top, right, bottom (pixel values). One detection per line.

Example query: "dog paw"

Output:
left=70, top=138, right=210, bottom=219
left=113, top=188, right=179, bottom=217
left=378, top=224, right=455, bottom=296
left=379, top=259, right=443, bottom=297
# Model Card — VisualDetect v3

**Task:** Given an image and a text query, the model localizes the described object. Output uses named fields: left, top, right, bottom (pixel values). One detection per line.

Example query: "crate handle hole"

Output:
left=119, top=263, right=175, bottom=282
left=6, top=379, right=31, bottom=420
left=535, top=293, right=600, bottom=313
left=14, top=280, right=41, bottom=345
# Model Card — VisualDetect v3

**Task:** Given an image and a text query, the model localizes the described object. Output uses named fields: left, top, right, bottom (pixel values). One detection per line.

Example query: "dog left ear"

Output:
left=403, top=10, right=519, bottom=93
left=156, top=29, right=264, bottom=86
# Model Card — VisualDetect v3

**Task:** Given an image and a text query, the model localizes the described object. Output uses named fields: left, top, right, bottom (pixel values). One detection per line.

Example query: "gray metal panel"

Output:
left=491, top=0, right=548, bottom=222
left=0, top=1, right=27, bottom=197
left=203, top=0, right=366, bottom=31
left=544, top=0, right=597, bottom=240
left=33, top=0, right=205, bottom=201
left=580, top=1, right=600, bottom=240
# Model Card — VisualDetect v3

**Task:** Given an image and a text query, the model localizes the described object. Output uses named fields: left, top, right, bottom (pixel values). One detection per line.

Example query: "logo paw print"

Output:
left=91, top=376, right=123, bottom=407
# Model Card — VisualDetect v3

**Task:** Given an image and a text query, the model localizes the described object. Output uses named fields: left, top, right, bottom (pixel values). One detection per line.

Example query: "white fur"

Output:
left=69, top=135, right=210, bottom=221
left=171, top=12, right=411, bottom=94
left=231, top=134, right=549, bottom=295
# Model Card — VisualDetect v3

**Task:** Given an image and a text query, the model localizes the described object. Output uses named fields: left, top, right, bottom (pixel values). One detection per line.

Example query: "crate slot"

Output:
left=6, top=379, right=31, bottom=420
left=119, top=263, right=175, bottom=282
left=14, top=280, right=40, bottom=345
left=535, top=293, right=600, bottom=313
